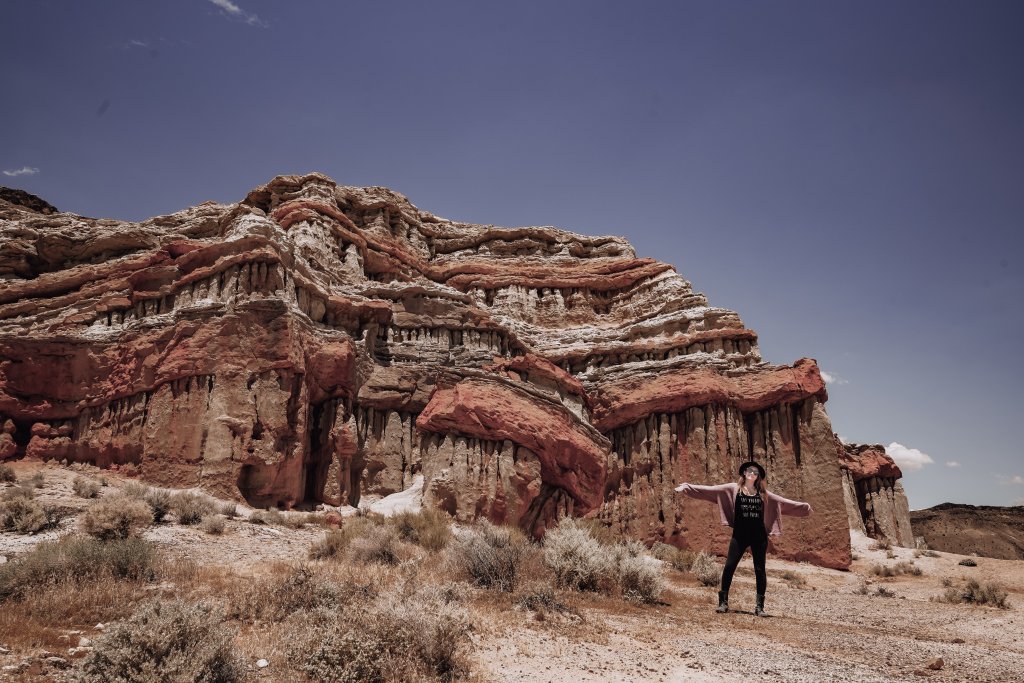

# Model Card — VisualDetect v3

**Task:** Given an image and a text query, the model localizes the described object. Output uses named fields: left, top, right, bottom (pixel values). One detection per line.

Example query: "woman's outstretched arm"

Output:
left=769, top=491, right=813, bottom=516
left=674, top=482, right=733, bottom=502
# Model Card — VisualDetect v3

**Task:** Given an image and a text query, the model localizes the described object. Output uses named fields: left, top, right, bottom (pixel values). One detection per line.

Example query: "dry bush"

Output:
left=542, top=517, right=615, bottom=592
left=0, top=464, right=15, bottom=482
left=869, top=560, right=922, bottom=578
left=610, top=542, right=664, bottom=604
left=289, top=589, right=472, bottom=682
left=2, top=483, right=34, bottom=501
left=248, top=508, right=286, bottom=526
left=934, top=578, right=1010, bottom=608
left=120, top=480, right=150, bottom=499
left=572, top=516, right=618, bottom=546
left=229, top=564, right=374, bottom=623
left=651, top=542, right=694, bottom=572
left=921, top=549, right=940, bottom=558
left=515, top=581, right=577, bottom=618
left=200, top=515, right=225, bottom=535
left=349, top=524, right=404, bottom=565
left=885, top=549, right=896, bottom=559
left=80, top=494, right=152, bottom=540
left=72, top=476, right=102, bottom=499
left=959, top=558, right=978, bottom=567
left=689, top=550, right=722, bottom=587
left=25, top=471, right=44, bottom=488
left=0, top=495, right=60, bottom=534
left=875, top=585, right=896, bottom=598
left=0, top=535, right=157, bottom=602
left=144, top=489, right=175, bottom=523
left=448, top=520, right=533, bottom=592
left=76, top=599, right=244, bottom=683
left=854, top=582, right=870, bottom=595
left=217, top=501, right=237, bottom=518
left=869, top=538, right=893, bottom=551
left=308, top=516, right=378, bottom=560
left=171, top=491, right=214, bottom=525
left=389, top=507, right=452, bottom=551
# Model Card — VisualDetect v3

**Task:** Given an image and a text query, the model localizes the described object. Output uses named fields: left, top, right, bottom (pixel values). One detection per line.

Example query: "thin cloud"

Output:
left=885, top=442, right=934, bottom=471
left=820, top=370, right=849, bottom=385
left=207, top=0, right=267, bottom=27
left=997, top=474, right=1024, bottom=485
left=945, top=461, right=961, bottom=468
left=3, top=167, right=39, bottom=177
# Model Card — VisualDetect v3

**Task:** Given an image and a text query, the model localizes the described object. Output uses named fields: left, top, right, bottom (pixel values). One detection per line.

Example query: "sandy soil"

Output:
left=2, top=460, right=1022, bottom=682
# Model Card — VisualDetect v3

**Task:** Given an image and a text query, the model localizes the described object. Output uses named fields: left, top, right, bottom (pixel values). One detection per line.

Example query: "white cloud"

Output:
left=207, top=0, right=266, bottom=26
left=129, top=39, right=149, bottom=48
left=820, top=370, right=848, bottom=385
left=945, top=461, right=960, bottom=468
left=997, top=474, right=1024, bottom=486
left=3, top=166, right=39, bottom=177
left=885, top=442, right=934, bottom=471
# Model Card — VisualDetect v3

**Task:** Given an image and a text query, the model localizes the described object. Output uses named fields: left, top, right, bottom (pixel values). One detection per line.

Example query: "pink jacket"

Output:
left=675, top=481, right=812, bottom=537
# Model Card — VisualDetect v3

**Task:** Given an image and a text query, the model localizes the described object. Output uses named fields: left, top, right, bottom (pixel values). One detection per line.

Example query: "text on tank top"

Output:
left=734, top=490, right=764, bottom=535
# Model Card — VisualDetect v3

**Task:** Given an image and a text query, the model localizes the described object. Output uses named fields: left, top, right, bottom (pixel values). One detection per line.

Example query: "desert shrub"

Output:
left=80, top=494, right=152, bottom=540
left=0, top=496, right=60, bottom=534
left=869, top=538, right=893, bottom=551
left=875, top=585, right=896, bottom=598
left=171, top=492, right=214, bottom=525
left=73, top=476, right=102, bottom=499
left=610, top=543, right=664, bottom=604
left=0, top=464, right=14, bottom=482
left=689, top=550, right=722, bottom=587
left=572, top=517, right=618, bottom=546
left=2, top=484, right=34, bottom=501
left=76, top=599, right=244, bottom=683
left=217, top=501, right=237, bottom=518
left=921, top=549, right=940, bottom=557
left=885, top=549, right=896, bottom=559
left=651, top=542, right=694, bottom=572
left=870, top=560, right=922, bottom=578
left=0, top=535, right=157, bottom=602
left=120, top=480, right=150, bottom=499
left=389, top=508, right=452, bottom=551
left=200, top=515, right=225, bottom=535
left=449, top=520, right=531, bottom=592
left=515, top=581, right=574, bottom=616
left=959, top=558, right=977, bottom=567
left=143, top=489, right=174, bottom=523
left=229, top=564, right=365, bottom=623
left=24, top=472, right=44, bottom=488
left=308, top=516, right=379, bottom=560
left=542, top=517, right=615, bottom=592
left=291, top=592, right=471, bottom=682
left=936, top=578, right=1010, bottom=608
left=348, top=524, right=402, bottom=565
left=248, top=508, right=286, bottom=526
left=854, top=582, right=870, bottom=595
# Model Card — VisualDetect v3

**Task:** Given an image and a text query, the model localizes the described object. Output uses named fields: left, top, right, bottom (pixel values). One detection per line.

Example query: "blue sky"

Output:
left=3, top=1, right=1022, bottom=509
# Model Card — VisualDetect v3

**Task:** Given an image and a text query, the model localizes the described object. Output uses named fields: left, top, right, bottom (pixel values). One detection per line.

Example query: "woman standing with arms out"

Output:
left=674, top=461, right=813, bottom=616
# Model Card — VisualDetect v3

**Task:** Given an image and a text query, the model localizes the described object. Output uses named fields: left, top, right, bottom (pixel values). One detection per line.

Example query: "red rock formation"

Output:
left=838, top=440, right=914, bottom=547
left=0, top=176, right=852, bottom=568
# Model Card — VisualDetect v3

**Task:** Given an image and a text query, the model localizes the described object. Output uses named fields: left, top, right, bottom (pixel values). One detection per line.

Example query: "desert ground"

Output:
left=1, top=459, right=1021, bottom=683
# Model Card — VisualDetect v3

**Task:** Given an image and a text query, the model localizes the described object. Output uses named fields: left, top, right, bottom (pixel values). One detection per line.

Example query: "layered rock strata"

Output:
left=0, top=173, right=851, bottom=568
left=838, top=441, right=914, bottom=547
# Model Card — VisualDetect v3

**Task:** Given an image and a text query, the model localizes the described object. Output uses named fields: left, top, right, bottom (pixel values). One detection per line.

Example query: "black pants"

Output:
left=720, top=529, right=768, bottom=595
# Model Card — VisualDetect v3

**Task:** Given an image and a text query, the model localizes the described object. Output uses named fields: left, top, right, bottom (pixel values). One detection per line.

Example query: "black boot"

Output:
left=754, top=592, right=767, bottom=617
left=715, top=590, right=729, bottom=613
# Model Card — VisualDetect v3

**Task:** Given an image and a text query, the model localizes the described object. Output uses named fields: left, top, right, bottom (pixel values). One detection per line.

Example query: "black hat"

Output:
left=738, top=461, right=766, bottom=479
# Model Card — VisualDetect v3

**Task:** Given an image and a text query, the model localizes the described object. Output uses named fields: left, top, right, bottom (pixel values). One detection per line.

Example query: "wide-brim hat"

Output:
left=738, top=460, right=766, bottom=479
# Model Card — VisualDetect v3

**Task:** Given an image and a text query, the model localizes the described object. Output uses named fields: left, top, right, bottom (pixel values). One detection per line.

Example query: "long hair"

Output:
left=735, top=470, right=769, bottom=505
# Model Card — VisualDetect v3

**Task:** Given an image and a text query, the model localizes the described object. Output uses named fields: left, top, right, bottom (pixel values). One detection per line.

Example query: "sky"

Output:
left=3, top=1, right=1022, bottom=510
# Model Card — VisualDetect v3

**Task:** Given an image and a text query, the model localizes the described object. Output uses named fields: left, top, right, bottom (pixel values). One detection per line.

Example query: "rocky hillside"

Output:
left=0, top=173, right=850, bottom=568
left=911, top=503, right=1024, bottom=560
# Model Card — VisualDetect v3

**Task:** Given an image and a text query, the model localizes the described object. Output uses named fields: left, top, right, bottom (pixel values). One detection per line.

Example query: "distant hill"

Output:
left=910, top=503, right=1024, bottom=560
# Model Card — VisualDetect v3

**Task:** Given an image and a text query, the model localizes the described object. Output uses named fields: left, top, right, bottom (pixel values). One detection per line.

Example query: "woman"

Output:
left=674, top=460, right=813, bottom=617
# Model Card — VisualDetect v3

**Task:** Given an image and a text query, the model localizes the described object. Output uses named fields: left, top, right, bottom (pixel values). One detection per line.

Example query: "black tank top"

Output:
left=734, top=490, right=765, bottom=536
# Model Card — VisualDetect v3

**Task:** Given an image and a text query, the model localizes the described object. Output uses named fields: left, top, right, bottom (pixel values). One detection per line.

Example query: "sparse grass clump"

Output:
left=77, top=600, right=244, bottom=683
left=870, top=538, right=893, bottom=551
left=218, top=501, right=237, bottom=518
left=228, top=564, right=368, bottom=623
left=290, top=591, right=471, bottom=683
left=449, top=520, right=532, bottom=592
left=0, top=495, right=59, bottom=534
left=389, top=508, right=452, bottom=551
left=780, top=569, right=807, bottom=587
left=933, top=578, right=1010, bottom=608
left=348, top=524, right=403, bottom=565
left=689, top=550, right=722, bottom=587
left=73, top=476, right=102, bottom=499
left=200, top=515, right=225, bottom=535
left=0, top=464, right=14, bottom=482
left=651, top=542, right=696, bottom=572
left=870, top=560, right=922, bottom=578
left=80, top=494, right=152, bottom=540
left=24, top=472, right=44, bottom=489
left=171, top=491, right=214, bottom=525
left=0, top=535, right=157, bottom=602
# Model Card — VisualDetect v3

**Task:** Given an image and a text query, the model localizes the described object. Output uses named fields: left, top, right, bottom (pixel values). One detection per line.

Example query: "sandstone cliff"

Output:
left=838, top=441, right=914, bottom=547
left=0, top=173, right=851, bottom=568
left=910, top=503, right=1024, bottom=560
